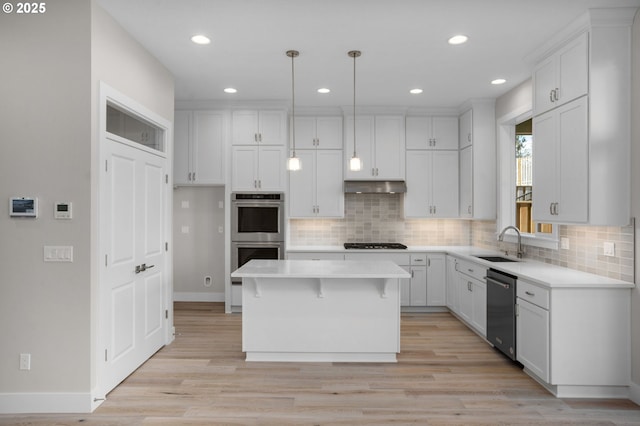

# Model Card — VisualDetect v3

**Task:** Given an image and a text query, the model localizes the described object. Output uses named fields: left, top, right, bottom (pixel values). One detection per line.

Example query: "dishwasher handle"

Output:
left=486, top=276, right=511, bottom=289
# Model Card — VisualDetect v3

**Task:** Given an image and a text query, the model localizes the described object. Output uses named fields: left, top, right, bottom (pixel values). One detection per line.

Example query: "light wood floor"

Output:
left=2, top=302, right=639, bottom=425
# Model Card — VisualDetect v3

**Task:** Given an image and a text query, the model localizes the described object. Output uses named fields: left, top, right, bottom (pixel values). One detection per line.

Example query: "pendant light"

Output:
left=348, top=50, right=362, bottom=172
left=286, top=50, right=301, bottom=171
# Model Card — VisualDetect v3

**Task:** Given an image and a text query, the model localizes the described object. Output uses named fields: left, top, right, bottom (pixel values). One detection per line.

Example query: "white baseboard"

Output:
left=630, top=380, right=640, bottom=405
left=173, top=291, right=225, bottom=302
left=0, top=392, right=101, bottom=414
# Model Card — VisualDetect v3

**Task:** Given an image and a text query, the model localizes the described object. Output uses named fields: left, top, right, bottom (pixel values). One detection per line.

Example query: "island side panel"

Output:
left=241, top=276, right=401, bottom=362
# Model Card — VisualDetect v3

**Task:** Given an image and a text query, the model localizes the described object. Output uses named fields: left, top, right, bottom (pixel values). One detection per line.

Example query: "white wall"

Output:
left=0, top=0, right=174, bottom=413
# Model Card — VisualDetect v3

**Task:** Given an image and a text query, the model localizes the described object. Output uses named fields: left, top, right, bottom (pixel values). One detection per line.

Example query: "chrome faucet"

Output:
left=498, top=225, right=524, bottom=258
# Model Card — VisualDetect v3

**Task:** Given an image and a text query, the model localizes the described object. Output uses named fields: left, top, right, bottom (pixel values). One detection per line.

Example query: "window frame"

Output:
left=497, top=108, right=558, bottom=249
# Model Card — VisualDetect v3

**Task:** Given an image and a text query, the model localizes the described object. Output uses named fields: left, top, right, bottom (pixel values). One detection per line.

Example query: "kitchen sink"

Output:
left=473, top=255, right=519, bottom=263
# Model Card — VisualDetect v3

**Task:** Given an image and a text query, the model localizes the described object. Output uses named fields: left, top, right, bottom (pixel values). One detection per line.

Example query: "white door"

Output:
left=101, top=137, right=166, bottom=395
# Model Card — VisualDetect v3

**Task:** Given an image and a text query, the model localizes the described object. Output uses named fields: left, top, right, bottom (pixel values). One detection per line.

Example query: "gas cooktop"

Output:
left=344, top=242, right=408, bottom=250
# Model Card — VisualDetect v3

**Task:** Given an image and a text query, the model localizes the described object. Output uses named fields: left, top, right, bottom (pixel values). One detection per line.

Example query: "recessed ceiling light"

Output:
left=448, top=35, right=468, bottom=45
left=410, top=88, right=423, bottom=94
left=224, top=87, right=237, bottom=94
left=491, top=78, right=507, bottom=85
left=317, top=88, right=331, bottom=94
left=191, top=35, right=211, bottom=45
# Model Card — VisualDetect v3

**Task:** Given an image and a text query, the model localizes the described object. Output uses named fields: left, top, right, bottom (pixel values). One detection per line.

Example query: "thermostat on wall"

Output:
left=54, top=202, right=72, bottom=219
left=9, top=197, right=38, bottom=218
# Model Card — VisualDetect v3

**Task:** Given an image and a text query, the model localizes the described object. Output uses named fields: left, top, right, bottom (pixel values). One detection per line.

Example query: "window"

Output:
left=106, top=103, right=164, bottom=152
left=497, top=111, right=558, bottom=249
left=515, top=119, right=552, bottom=235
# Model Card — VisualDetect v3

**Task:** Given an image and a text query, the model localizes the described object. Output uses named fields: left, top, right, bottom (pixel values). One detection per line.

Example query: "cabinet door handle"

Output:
left=468, top=205, right=472, bottom=214
left=549, top=89, right=555, bottom=103
left=188, top=172, right=192, bottom=181
left=467, top=133, right=471, bottom=142
left=411, top=270, right=414, bottom=278
left=259, top=133, right=262, bottom=142
left=254, top=180, right=258, bottom=189
left=254, top=133, right=258, bottom=142
left=525, top=291, right=535, bottom=297
left=554, top=88, right=560, bottom=101
left=192, top=172, right=196, bottom=181
left=550, top=203, right=554, bottom=215
left=372, top=168, right=375, bottom=176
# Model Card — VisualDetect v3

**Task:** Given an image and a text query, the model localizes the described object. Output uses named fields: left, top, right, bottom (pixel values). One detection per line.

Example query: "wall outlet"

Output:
left=218, top=226, right=224, bottom=234
left=19, top=353, right=31, bottom=370
left=204, top=276, right=212, bottom=287
left=603, top=242, right=615, bottom=257
left=560, top=237, right=570, bottom=250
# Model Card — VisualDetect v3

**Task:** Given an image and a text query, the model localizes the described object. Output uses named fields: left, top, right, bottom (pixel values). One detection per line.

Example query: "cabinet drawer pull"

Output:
left=550, top=90, right=555, bottom=103
left=525, top=291, right=535, bottom=297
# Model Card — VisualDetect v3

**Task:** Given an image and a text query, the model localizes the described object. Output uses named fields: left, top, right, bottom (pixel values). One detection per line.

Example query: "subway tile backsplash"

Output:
left=289, top=194, right=634, bottom=282
left=289, top=194, right=470, bottom=246
left=472, top=220, right=634, bottom=282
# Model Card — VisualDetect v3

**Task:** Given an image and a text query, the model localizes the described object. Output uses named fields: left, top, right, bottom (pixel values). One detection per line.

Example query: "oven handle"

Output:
left=485, top=276, right=511, bottom=289
left=232, top=201, right=283, bottom=208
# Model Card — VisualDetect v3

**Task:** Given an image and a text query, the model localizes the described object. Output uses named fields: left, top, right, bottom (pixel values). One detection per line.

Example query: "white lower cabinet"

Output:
left=516, top=297, right=550, bottom=382
left=445, top=256, right=459, bottom=313
left=450, top=257, right=487, bottom=337
left=515, top=279, right=631, bottom=397
left=426, top=254, right=446, bottom=306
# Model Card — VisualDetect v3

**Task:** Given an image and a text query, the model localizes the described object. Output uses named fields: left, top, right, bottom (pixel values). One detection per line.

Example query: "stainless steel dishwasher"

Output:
left=486, top=268, right=518, bottom=360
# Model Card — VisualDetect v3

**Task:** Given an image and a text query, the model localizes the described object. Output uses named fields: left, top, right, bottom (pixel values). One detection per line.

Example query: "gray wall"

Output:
left=0, top=0, right=92, bottom=393
left=173, top=186, right=226, bottom=300
left=0, top=0, right=174, bottom=404
left=630, top=9, right=640, bottom=389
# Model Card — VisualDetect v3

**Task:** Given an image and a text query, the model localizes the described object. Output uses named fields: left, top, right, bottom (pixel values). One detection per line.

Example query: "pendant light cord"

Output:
left=352, top=52, right=356, bottom=157
left=348, top=50, right=361, bottom=159
left=286, top=50, right=299, bottom=157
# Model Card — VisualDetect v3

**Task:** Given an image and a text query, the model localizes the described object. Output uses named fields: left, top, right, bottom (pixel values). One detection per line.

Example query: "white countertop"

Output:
left=287, top=245, right=635, bottom=289
left=231, top=259, right=411, bottom=279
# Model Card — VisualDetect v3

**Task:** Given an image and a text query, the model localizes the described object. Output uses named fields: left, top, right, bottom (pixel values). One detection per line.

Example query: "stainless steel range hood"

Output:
left=344, top=180, right=407, bottom=194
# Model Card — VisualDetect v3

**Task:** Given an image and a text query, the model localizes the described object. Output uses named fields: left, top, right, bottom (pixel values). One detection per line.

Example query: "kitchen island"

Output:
left=230, top=259, right=411, bottom=362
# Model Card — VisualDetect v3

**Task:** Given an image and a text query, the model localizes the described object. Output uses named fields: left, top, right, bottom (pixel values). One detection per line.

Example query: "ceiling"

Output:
left=95, top=0, right=640, bottom=110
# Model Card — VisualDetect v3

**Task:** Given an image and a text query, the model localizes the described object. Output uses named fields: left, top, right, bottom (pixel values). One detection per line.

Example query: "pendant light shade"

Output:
left=286, top=50, right=301, bottom=171
left=348, top=50, right=362, bottom=172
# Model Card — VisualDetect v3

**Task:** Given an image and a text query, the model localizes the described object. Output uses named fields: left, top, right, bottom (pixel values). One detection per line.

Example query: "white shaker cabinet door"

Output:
left=315, top=150, right=344, bottom=217
left=517, top=298, right=550, bottom=382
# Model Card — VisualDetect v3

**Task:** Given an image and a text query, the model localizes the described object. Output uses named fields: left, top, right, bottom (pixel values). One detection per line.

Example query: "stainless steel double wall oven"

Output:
left=231, top=193, right=285, bottom=285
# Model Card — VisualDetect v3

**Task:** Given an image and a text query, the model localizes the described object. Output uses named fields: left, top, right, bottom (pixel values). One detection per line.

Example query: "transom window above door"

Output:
left=106, top=103, right=165, bottom=152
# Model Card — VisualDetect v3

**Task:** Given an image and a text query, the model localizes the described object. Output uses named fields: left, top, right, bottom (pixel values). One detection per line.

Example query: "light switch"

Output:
left=43, top=246, right=73, bottom=262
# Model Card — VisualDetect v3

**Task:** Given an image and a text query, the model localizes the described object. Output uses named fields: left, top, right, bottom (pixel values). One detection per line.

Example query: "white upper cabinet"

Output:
left=405, top=150, right=458, bottom=218
left=457, top=102, right=495, bottom=220
left=232, top=109, right=286, bottom=145
left=458, top=109, right=472, bottom=149
left=174, top=110, right=226, bottom=186
left=344, top=115, right=405, bottom=180
left=231, top=145, right=286, bottom=192
left=533, top=97, right=588, bottom=223
left=533, top=32, right=588, bottom=116
left=406, top=116, right=458, bottom=150
left=529, top=8, right=634, bottom=225
left=294, top=116, right=343, bottom=150
left=289, top=150, right=344, bottom=218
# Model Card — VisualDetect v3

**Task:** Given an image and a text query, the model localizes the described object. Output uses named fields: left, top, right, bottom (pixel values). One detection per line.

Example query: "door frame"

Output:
left=95, top=82, right=173, bottom=402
